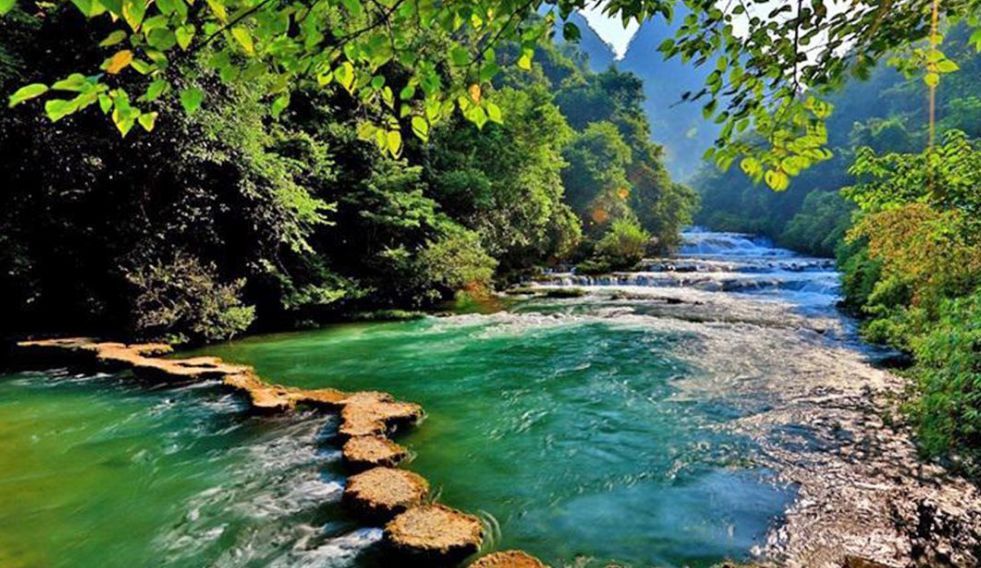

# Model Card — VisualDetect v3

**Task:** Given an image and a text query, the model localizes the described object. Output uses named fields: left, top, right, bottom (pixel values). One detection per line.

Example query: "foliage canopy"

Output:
left=4, top=0, right=980, bottom=189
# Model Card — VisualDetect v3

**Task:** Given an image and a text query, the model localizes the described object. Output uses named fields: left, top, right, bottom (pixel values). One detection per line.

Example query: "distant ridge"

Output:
left=554, top=11, right=616, bottom=72
left=619, top=10, right=721, bottom=181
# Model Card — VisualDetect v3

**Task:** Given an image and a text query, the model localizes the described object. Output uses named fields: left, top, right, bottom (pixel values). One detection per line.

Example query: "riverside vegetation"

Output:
left=692, top=21, right=981, bottom=475
left=0, top=4, right=696, bottom=344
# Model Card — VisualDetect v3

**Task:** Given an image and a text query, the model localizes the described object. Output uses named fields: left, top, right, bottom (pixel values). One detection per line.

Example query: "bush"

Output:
left=412, top=224, right=498, bottom=303
left=912, top=289, right=981, bottom=470
left=781, top=191, right=854, bottom=257
left=593, top=218, right=651, bottom=270
left=126, top=252, right=255, bottom=344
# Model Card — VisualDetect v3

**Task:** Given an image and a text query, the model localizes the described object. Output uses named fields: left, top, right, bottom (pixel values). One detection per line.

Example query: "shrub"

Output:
left=126, top=252, right=255, bottom=344
left=593, top=218, right=651, bottom=270
left=412, top=224, right=498, bottom=303
left=912, top=289, right=981, bottom=470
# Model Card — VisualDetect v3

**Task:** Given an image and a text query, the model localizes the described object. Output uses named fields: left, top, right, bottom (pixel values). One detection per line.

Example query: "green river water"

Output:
left=4, top=231, right=905, bottom=567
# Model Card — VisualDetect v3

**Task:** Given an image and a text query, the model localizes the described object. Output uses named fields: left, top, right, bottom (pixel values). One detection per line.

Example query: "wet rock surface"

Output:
left=343, top=435, right=409, bottom=470
left=470, top=550, right=547, bottom=567
left=343, top=467, right=429, bottom=521
left=384, top=504, right=483, bottom=565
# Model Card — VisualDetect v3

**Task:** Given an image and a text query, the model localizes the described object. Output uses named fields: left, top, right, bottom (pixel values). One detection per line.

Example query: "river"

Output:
left=2, top=229, right=980, bottom=567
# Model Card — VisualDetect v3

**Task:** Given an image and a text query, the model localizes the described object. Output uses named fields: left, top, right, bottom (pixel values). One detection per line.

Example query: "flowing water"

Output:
left=3, top=229, right=980, bottom=568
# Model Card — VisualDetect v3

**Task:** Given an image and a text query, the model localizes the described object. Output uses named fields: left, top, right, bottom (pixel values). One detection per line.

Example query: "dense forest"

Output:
left=0, top=7, right=695, bottom=344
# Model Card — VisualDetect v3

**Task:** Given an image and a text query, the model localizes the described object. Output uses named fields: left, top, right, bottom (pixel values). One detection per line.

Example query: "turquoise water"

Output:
left=6, top=230, right=859, bottom=567
left=0, top=370, right=374, bottom=568
left=195, top=314, right=795, bottom=567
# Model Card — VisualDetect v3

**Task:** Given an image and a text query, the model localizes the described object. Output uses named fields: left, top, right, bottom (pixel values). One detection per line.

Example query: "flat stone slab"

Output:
left=339, top=392, right=423, bottom=438
left=470, top=550, right=547, bottom=568
left=223, top=371, right=347, bottom=411
left=343, top=435, right=409, bottom=470
left=130, top=356, right=252, bottom=382
left=384, top=504, right=483, bottom=565
left=343, top=467, right=429, bottom=521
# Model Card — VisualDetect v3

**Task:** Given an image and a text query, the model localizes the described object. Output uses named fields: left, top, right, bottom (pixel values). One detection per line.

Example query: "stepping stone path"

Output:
left=343, top=435, right=409, bottom=470
left=343, top=467, right=429, bottom=521
left=13, top=337, right=547, bottom=567
left=384, top=504, right=484, bottom=565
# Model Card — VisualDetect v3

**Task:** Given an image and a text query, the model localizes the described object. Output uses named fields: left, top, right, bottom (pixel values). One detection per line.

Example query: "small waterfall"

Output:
left=534, top=228, right=842, bottom=312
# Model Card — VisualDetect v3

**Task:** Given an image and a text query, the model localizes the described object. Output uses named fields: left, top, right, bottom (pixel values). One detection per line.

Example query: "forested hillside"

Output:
left=0, top=8, right=693, bottom=344
left=620, top=8, right=720, bottom=181
left=694, top=24, right=980, bottom=258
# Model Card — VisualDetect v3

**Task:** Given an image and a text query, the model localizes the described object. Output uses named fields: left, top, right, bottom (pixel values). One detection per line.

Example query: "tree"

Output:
left=4, top=0, right=979, bottom=188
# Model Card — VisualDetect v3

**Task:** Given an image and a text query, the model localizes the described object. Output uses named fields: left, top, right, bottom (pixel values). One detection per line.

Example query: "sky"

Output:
left=579, top=5, right=638, bottom=58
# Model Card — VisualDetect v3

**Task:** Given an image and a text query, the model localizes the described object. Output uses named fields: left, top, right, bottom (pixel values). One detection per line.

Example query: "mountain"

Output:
left=555, top=12, right=616, bottom=72
left=619, top=12, right=720, bottom=181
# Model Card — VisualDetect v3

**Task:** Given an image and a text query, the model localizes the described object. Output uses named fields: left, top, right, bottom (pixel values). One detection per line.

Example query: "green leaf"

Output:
left=478, top=62, right=500, bottom=83
left=936, top=60, right=959, bottom=73
left=137, top=111, right=157, bottom=131
left=146, top=28, right=176, bottom=50
left=517, top=48, right=533, bottom=70
left=335, top=61, right=355, bottom=93
left=340, top=0, right=361, bottom=17
left=179, top=86, right=203, bottom=114
left=51, top=73, right=90, bottom=92
left=122, top=0, right=145, bottom=30
left=386, top=129, right=402, bottom=157
left=449, top=46, right=469, bottom=66
left=356, top=121, right=375, bottom=141
left=231, top=26, right=254, bottom=55
left=205, top=0, right=226, bottom=22
left=176, top=25, right=195, bottom=50
left=270, top=93, right=289, bottom=117
left=99, top=30, right=128, bottom=47
left=486, top=101, right=502, bottom=124
left=0, top=0, right=15, bottom=15
left=44, top=98, right=79, bottom=122
left=111, top=107, right=136, bottom=135
left=562, top=22, right=580, bottom=42
left=98, top=94, right=113, bottom=113
left=410, top=115, right=428, bottom=142
left=764, top=169, right=790, bottom=191
left=924, top=72, right=940, bottom=87
left=143, top=79, right=168, bottom=101
left=8, top=83, right=49, bottom=107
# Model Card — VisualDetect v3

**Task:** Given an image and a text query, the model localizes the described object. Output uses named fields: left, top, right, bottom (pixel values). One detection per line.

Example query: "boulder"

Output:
left=339, top=391, right=423, bottom=439
left=343, top=467, right=429, bottom=522
left=384, top=504, right=483, bottom=566
left=470, top=550, right=547, bottom=568
left=343, top=435, right=409, bottom=470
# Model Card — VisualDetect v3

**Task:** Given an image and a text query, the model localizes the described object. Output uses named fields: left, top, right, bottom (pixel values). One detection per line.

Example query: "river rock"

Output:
left=384, top=504, right=483, bottom=565
left=17, top=338, right=175, bottom=370
left=223, top=371, right=347, bottom=411
left=130, top=355, right=252, bottom=382
left=339, top=391, right=423, bottom=439
left=343, top=467, right=429, bottom=522
left=343, top=435, right=409, bottom=470
left=470, top=550, right=547, bottom=567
